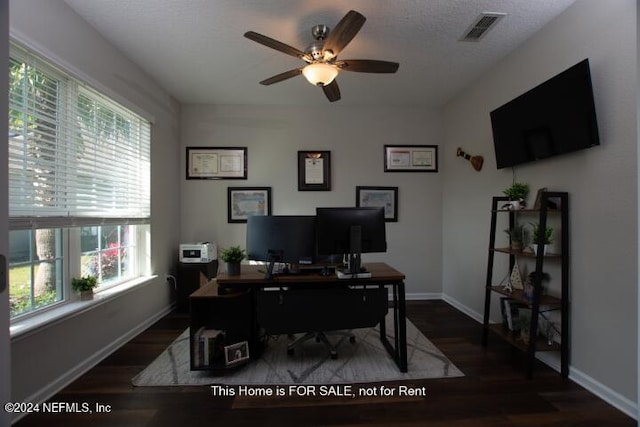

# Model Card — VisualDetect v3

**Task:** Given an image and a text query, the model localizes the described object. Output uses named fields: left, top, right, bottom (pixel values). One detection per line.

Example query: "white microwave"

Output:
left=179, top=242, right=217, bottom=263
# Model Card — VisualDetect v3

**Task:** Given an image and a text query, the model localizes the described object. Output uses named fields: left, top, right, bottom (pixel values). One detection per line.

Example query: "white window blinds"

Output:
left=8, top=43, right=151, bottom=230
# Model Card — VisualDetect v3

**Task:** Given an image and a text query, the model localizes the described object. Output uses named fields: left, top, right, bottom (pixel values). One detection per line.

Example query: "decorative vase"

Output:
left=226, top=262, right=241, bottom=276
left=532, top=244, right=549, bottom=256
left=80, top=290, right=94, bottom=300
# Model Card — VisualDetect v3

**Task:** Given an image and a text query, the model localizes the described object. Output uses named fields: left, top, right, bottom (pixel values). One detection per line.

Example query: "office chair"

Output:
left=286, top=330, right=356, bottom=359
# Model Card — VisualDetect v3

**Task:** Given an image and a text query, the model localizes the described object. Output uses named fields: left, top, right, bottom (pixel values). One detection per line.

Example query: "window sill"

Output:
left=10, top=275, right=158, bottom=340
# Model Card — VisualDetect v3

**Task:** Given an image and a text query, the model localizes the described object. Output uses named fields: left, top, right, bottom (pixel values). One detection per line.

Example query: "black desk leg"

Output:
left=397, top=280, right=408, bottom=372
left=379, top=281, right=408, bottom=373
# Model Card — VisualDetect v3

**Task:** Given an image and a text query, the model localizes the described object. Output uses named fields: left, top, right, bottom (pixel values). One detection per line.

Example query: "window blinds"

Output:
left=8, top=43, right=151, bottom=230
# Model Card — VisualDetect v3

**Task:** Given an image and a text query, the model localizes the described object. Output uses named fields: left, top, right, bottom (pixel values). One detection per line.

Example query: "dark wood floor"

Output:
left=15, top=300, right=635, bottom=426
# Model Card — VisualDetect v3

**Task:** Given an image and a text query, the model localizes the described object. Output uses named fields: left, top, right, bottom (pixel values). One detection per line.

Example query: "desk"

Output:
left=216, top=262, right=408, bottom=372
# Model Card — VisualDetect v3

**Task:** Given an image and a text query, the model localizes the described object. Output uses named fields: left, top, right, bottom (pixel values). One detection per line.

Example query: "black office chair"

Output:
left=286, top=330, right=356, bottom=359
left=257, top=287, right=357, bottom=359
left=257, top=286, right=386, bottom=359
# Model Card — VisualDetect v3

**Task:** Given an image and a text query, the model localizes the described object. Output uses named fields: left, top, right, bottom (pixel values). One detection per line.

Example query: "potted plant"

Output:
left=502, top=182, right=529, bottom=210
left=530, top=222, right=553, bottom=255
left=516, top=308, right=532, bottom=344
left=72, top=275, right=98, bottom=300
left=221, top=246, right=246, bottom=276
left=504, top=224, right=527, bottom=251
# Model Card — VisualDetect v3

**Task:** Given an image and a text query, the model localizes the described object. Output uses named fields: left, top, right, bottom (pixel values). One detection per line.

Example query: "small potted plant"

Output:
left=530, top=222, right=553, bottom=255
left=221, top=246, right=246, bottom=276
left=502, top=182, right=529, bottom=210
left=516, top=308, right=532, bottom=344
left=505, top=224, right=527, bottom=251
left=72, top=275, right=98, bottom=300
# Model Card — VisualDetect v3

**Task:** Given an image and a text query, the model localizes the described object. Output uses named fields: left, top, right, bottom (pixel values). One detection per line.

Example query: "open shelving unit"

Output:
left=482, top=191, right=569, bottom=378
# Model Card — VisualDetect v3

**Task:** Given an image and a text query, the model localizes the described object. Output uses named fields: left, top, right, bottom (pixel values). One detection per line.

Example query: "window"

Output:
left=9, top=228, right=64, bottom=318
left=80, top=225, right=136, bottom=286
left=8, top=42, right=151, bottom=320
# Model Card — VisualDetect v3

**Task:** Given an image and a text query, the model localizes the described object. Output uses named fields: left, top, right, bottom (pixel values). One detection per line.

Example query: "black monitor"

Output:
left=246, top=215, right=317, bottom=276
left=315, top=207, right=387, bottom=275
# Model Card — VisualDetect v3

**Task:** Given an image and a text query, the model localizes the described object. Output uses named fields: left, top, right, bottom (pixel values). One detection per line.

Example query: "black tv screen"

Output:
left=490, top=58, right=599, bottom=169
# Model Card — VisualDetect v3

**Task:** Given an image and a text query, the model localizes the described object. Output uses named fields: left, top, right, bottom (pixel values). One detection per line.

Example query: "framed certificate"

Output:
left=384, top=145, right=438, bottom=172
left=186, top=147, right=247, bottom=179
left=298, top=151, right=331, bottom=191
left=227, top=187, right=272, bottom=223
left=356, top=186, right=399, bottom=222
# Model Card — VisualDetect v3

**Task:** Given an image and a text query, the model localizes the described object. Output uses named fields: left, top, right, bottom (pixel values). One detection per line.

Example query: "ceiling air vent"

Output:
left=460, top=12, right=506, bottom=42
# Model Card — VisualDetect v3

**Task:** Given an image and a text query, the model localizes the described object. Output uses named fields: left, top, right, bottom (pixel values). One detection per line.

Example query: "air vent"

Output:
left=460, top=12, right=506, bottom=42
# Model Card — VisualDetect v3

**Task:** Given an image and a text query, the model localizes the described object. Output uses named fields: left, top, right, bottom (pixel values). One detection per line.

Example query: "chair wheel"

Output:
left=349, top=336, right=356, bottom=343
left=331, top=353, right=338, bottom=360
left=287, top=348, right=294, bottom=356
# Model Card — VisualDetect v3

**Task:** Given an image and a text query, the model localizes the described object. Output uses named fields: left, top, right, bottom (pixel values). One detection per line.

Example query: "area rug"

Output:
left=131, top=317, right=463, bottom=386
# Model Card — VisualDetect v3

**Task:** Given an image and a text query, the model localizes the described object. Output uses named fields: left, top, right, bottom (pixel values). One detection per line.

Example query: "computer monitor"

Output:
left=315, top=207, right=387, bottom=275
left=246, top=215, right=317, bottom=275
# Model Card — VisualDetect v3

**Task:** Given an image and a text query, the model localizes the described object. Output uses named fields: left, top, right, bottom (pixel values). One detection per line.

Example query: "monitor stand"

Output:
left=336, top=226, right=371, bottom=279
left=265, top=250, right=283, bottom=280
left=337, top=252, right=371, bottom=279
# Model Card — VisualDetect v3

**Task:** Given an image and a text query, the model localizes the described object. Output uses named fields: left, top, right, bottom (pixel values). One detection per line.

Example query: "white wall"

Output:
left=442, top=0, right=637, bottom=414
left=9, top=0, right=182, bottom=404
left=180, top=104, right=444, bottom=297
left=1, top=0, right=11, bottom=425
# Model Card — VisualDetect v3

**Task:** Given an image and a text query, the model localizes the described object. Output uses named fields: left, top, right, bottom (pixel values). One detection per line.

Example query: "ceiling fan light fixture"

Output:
left=302, top=63, right=338, bottom=86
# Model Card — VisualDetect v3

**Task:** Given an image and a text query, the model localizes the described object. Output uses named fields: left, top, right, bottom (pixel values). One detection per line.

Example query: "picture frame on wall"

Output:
left=384, top=145, right=438, bottom=172
left=227, top=187, right=271, bottom=223
left=356, top=186, right=399, bottom=222
left=186, top=147, right=247, bottom=179
left=298, top=151, right=331, bottom=191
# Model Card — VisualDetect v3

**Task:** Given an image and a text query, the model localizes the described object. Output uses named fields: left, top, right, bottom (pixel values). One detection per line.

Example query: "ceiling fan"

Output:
left=244, top=10, right=399, bottom=102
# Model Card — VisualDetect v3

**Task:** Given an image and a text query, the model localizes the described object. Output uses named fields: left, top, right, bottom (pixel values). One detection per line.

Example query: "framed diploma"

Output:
left=298, top=151, right=331, bottom=191
left=384, top=145, right=438, bottom=172
left=186, top=147, right=247, bottom=179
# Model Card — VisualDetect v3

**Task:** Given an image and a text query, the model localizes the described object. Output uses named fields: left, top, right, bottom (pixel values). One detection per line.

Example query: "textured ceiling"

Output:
left=63, top=0, right=576, bottom=107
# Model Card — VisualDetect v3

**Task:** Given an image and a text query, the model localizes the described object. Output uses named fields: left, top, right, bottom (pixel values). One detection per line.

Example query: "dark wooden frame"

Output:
left=298, top=150, right=331, bottom=191
left=227, top=187, right=272, bottom=223
left=186, top=147, right=247, bottom=179
left=356, top=186, right=399, bottom=222
left=384, top=145, right=438, bottom=172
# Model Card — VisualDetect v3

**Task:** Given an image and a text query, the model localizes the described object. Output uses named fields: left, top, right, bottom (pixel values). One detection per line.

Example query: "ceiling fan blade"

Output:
left=322, top=10, right=366, bottom=57
left=259, top=68, right=303, bottom=85
left=335, top=59, right=399, bottom=73
left=244, top=31, right=311, bottom=61
left=322, top=80, right=341, bottom=102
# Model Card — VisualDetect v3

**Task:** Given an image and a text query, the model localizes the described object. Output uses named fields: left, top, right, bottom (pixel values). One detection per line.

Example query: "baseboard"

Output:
left=406, top=292, right=441, bottom=300
left=441, top=293, right=638, bottom=421
left=12, top=303, right=175, bottom=425
left=441, top=294, right=484, bottom=323
left=568, top=364, right=638, bottom=419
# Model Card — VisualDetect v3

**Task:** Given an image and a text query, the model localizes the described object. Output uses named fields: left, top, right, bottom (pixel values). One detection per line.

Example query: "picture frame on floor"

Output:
left=224, top=341, right=250, bottom=366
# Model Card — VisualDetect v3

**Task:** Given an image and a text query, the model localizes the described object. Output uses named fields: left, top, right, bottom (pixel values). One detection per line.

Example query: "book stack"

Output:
left=500, top=297, right=527, bottom=331
left=193, top=327, right=225, bottom=367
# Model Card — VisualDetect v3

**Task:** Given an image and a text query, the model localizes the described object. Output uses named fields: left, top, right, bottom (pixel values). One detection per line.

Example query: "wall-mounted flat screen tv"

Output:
left=490, top=58, right=600, bottom=169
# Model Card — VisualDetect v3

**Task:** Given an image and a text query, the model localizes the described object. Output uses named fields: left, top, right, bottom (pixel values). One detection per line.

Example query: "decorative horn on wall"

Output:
left=456, top=147, right=483, bottom=171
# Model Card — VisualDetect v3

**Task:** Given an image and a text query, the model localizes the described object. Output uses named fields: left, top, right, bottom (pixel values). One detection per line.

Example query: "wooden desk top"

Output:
left=216, top=262, right=405, bottom=286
